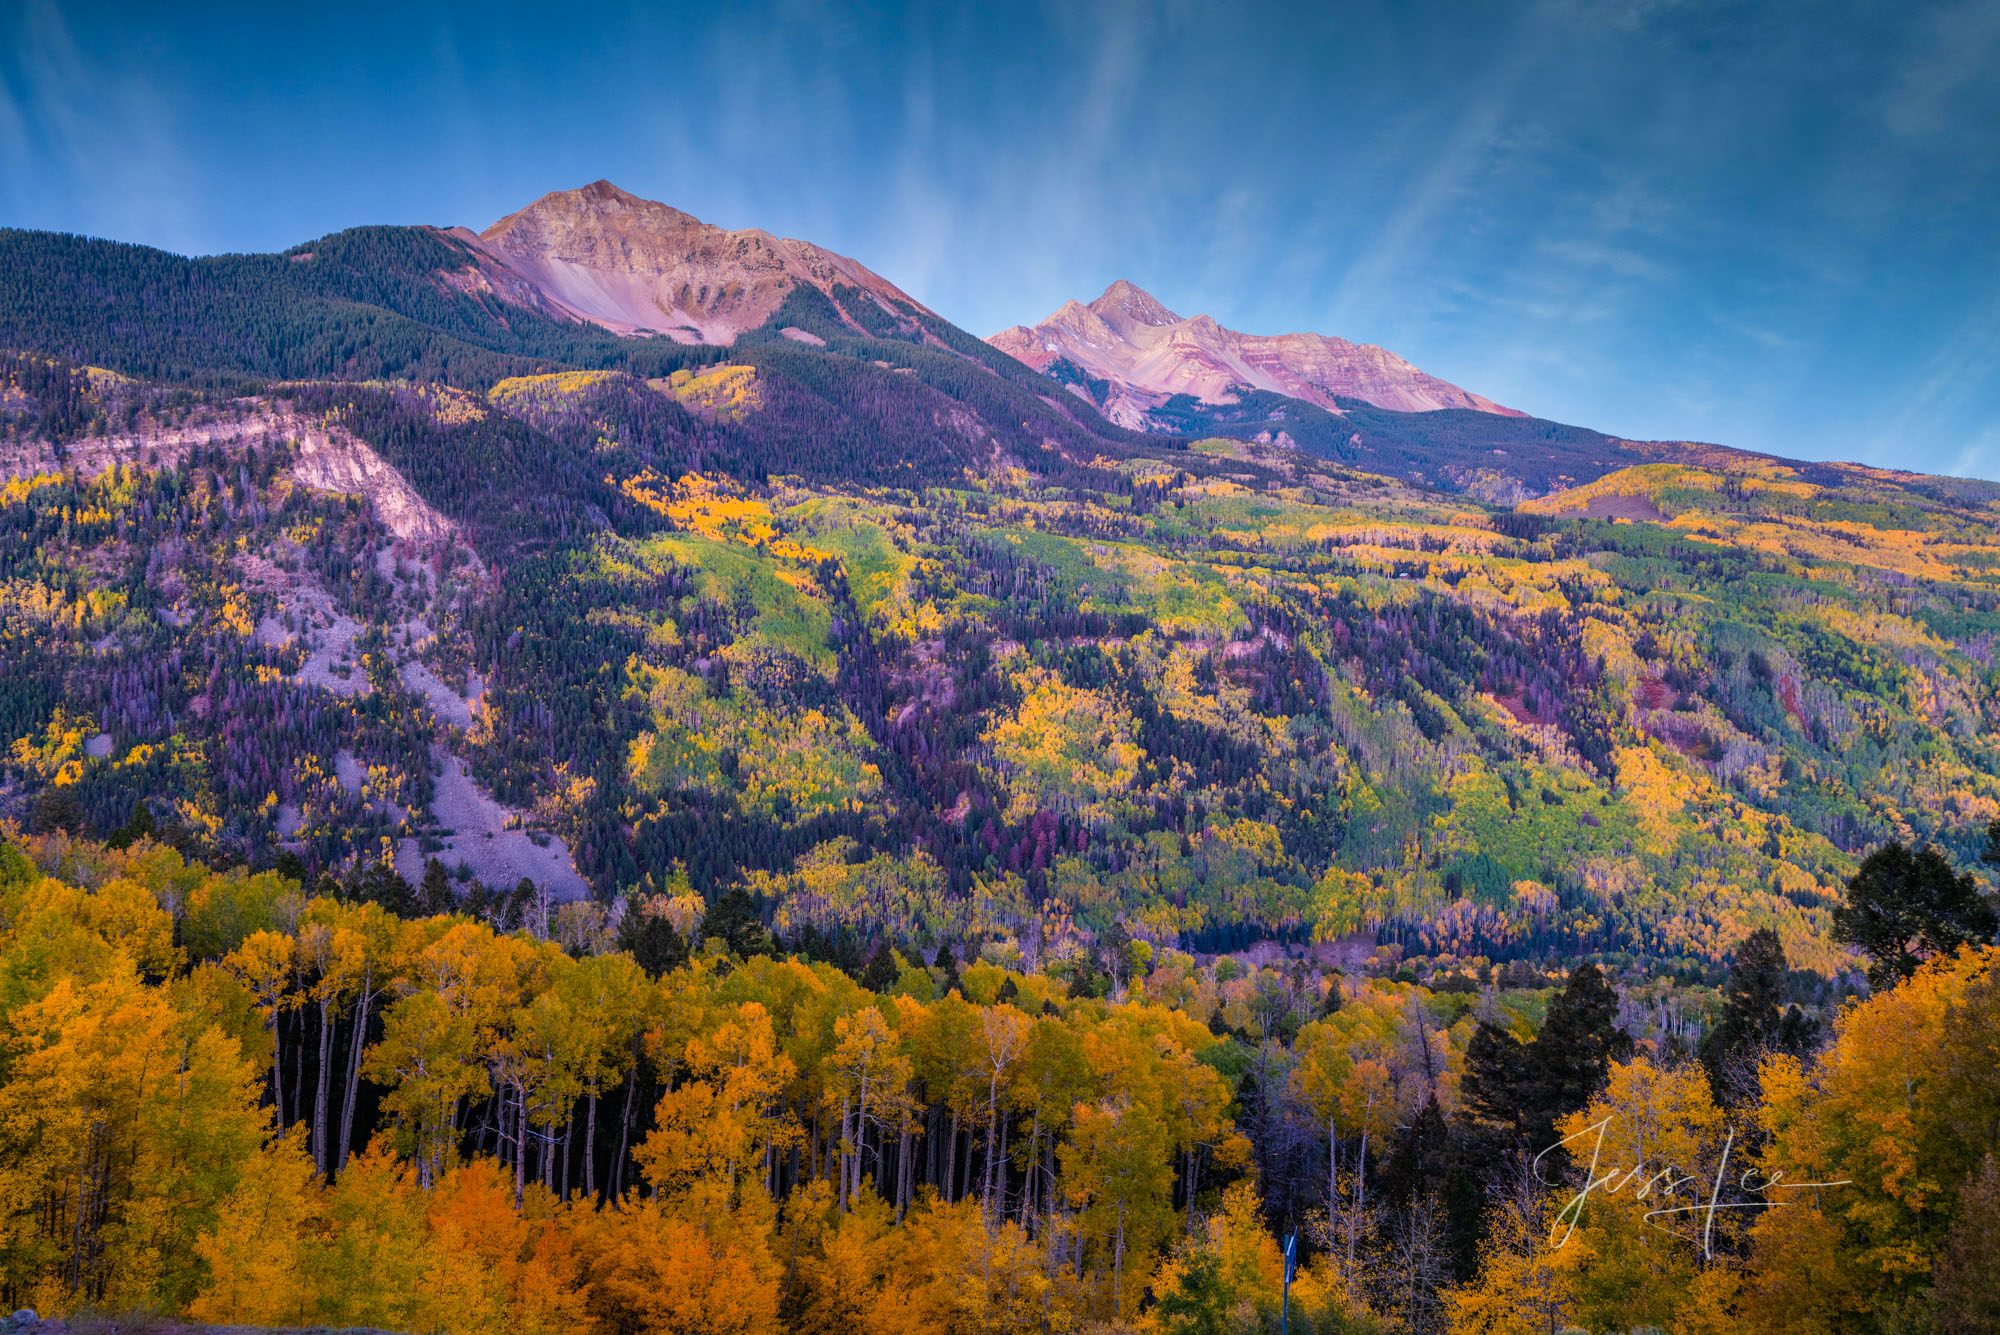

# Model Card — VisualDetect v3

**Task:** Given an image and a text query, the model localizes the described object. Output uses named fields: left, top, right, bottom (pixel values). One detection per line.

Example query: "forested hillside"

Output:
left=0, top=225, right=1142, bottom=451
left=6, top=347, right=2000, bottom=988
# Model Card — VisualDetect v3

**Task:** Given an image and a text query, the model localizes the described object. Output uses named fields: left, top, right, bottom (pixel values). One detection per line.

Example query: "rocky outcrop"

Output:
left=990, top=279, right=1522, bottom=419
left=0, top=408, right=464, bottom=550
left=287, top=420, right=458, bottom=545
left=0, top=407, right=464, bottom=551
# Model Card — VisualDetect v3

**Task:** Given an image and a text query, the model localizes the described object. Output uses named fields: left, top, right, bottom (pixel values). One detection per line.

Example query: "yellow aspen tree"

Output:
left=0, top=962, right=265, bottom=1312
left=830, top=1005, right=910, bottom=1211
left=1443, top=1186, right=1578, bottom=1335
left=310, top=1145, right=431, bottom=1331
left=423, top=1157, right=587, bottom=1335
left=1152, top=1011, right=1248, bottom=1235
left=1738, top=946, right=1997, bottom=1329
left=909, top=992, right=985, bottom=1202
left=554, top=950, right=650, bottom=1202
left=189, top=1127, right=321, bottom=1327
left=295, top=915, right=367, bottom=1173
left=865, top=1192, right=1066, bottom=1335
left=491, top=978, right=590, bottom=1208
left=1012, top=1011, right=1091, bottom=1232
left=1546, top=1057, right=1734, bottom=1333
left=975, top=1002, right=1030, bottom=1217
left=328, top=900, right=407, bottom=1173
left=73, top=871, right=180, bottom=980
left=571, top=1196, right=783, bottom=1335
left=637, top=1000, right=797, bottom=1209
left=364, top=988, right=488, bottom=1188
left=1291, top=1002, right=1403, bottom=1268
left=413, top=1212, right=509, bottom=1335
left=1063, top=1092, right=1174, bottom=1324
left=785, top=1182, right=893, bottom=1335
left=222, top=928, right=298, bottom=1127
left=1148, top=1180, right=1285, bottom=1330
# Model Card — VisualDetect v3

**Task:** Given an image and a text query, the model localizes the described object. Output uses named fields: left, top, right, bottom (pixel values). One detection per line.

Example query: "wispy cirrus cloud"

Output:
left=1882, top=0, right=2000, bottom=137
left=0, top=0, right=204, bottom=251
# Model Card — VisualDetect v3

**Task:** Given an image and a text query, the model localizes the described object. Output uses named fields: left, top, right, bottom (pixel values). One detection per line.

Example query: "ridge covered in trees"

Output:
left=7, top=352, right=2000, bottom=989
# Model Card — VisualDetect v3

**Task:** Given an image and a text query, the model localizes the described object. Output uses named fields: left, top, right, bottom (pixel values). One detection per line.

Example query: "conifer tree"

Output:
left=106, top=799, right=157, bottom=850
left=354, top=858, right=415, bottom=917
left=701, top=885, right=771, bottom=958
left=1834, top=842, right=1999, bottom=986
left=419, top=858, right=455, bottom=916
left=1460, top=1019, right=1532, bottom=1135
left=860, top=942, right=898, bottom=995
left=934, top=940, right=964, bottom=998
left=1448, top=1019, right=1536, bottom=1278
left=620, top=900, right=689, bottom=978
left=1381, top=1095, right=1451, bottom=1213
left=1525, top=962, right=1631, bottom=1145
left=1698, top=927, right=1815, bottom=1103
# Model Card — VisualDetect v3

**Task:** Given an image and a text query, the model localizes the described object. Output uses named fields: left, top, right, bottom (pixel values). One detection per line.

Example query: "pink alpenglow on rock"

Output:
left=989, top=279, right=1521, bottom=426
left=455, top=180, right=934, bottom=345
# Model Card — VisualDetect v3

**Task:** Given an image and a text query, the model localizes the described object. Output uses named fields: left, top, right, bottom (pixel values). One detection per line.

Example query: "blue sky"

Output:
left=5, top=0, right=1999, bottom=476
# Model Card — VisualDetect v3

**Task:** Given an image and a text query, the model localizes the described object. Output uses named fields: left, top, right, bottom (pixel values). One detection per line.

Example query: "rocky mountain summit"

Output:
left=449, top=180, right=933, bottom=344
left=990, top=279, right=1520, bottom=427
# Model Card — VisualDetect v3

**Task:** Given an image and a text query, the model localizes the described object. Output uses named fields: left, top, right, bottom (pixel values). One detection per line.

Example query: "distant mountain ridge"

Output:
left=990, top=279, right=1521, bottom=427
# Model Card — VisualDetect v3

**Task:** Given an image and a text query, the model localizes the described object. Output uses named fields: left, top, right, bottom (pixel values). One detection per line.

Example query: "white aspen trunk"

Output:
left=983, top=1073, right=1001, bottom=1214
left=1352, top=1124, right=1371, bottom=1265
left=1113, top=1207, right=1126, bottom=1323
left=839, top=1093, right=853, bottom=1210
left=612, top=1059, right=637, bottom=1205
left=313, top=997, right=336, bottom=1173
left=897, top=1107, right=913, bottom=1221
left=336, top=979, right=372, bottom=1173
left=945, top=1106, right=961, bottom=1201
left=271, top=1009, right=286, bottom=1130
left=1329, top=1114, right=1340, bottom=1230
left=513, top=1084, right=528, bottom=1210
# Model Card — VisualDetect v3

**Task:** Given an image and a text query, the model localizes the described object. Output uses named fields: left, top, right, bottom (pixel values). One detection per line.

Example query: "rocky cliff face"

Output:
left=461, top=180, right=933, bottom=344
left=990, top=279, right=1521, bottom=424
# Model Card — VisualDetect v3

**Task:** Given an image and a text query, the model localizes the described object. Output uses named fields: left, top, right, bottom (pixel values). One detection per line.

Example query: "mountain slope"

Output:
left=0, top=224, right=684, bottom=387
left=9, top=345, right=2000, bottom=982
left=990, top=280, right=1521, bottom=423
left=8, top=186, right=2000, bottom=983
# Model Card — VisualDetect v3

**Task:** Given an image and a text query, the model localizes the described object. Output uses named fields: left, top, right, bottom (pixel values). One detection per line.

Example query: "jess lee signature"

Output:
left=1537, top=1118, right=1853, bottom=1258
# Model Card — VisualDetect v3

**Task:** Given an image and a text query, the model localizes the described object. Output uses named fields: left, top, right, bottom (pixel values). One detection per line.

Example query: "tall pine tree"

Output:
left=1697, top=928, right=1817, bottom=1103
left=1526, top=962, right=1632, bottom=1146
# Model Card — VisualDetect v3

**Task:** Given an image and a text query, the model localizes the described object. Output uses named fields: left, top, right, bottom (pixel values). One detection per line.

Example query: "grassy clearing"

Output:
left=641, top=532, right=834, bottom=672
